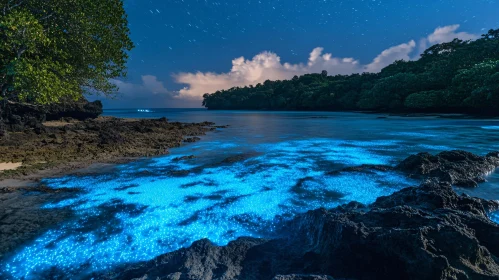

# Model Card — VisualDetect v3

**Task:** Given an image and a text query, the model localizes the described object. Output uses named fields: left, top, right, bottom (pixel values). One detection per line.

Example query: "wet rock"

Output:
left=184, top=137, right=201, bottom=143
left=172, top=155, right=196, bottom=161
left=220, top=152, right=260, bottom=164
left=97, top=180, right=499, bottom=280
left=0, top=186, right=76, bottom=259
left=273, top=275, right=334, bottom=280
left=396, top=150, right=499, bottom=187
left=327, top=164, right=392, bottom=175
left=0, top=117, right=221, bottom=179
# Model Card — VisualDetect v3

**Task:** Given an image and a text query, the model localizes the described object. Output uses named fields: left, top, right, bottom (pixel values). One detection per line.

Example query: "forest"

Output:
left=202, top=29, right=499, bottom=115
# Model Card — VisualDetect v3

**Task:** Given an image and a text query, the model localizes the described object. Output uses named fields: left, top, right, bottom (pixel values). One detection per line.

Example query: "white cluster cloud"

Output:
left=428, top=24, right=479, bottom=44
left=113, top=24, right=479, bottom=106
left=174, top=24, right=477, bottom=100
left=417, top=24, right=480, bottom=55
left=173, top=42, right=420, bottom=100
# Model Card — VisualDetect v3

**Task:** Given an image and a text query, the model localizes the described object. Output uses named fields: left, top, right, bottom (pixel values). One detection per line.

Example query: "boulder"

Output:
left=0, top=99, right=102, bottom=133
left=396, top=150, right=499, bottom=187
left=45, top=99, right=103, bottom=121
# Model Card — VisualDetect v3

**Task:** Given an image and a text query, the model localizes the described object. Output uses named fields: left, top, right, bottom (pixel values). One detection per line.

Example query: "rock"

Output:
left=0, top=99, right=103, bottom=133
left=396, top=150, right=499, bottom=187
left=273, top=275, right=334, bottom=280
left=99, top=130, right=125, bottom=145
left=172, top=155, right=196, bottom=161
left=327, top=164, right=392, bottom=175
left=45, top=99, right=103, bottom=121
left=97, top=180, right=499, bottom=280
left=0, top=117, right=221, bottom=179
left=183, top=137, right=201, bottom=143
left=220, top=152, right=260, bottom=164
left=1, top=102, right=46, bottom=132
left=0, top=119, right=6, bottom=137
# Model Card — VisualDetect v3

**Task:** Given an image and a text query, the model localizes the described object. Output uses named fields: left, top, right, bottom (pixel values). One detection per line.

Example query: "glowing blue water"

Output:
left=2, top=110, right=499, bottom=279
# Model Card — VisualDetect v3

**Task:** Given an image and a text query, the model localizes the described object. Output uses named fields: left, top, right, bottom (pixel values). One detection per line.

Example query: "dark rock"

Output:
left=184, top=137, right=201, bottom=143
left=45, top=99, right=103, bottom=121
left=396, top=150, right=499, bottom=187
left=97, top=181, right=499, bottom=280
left=0, top=99, right=102, bottom=133
left=273, top=275, right=334, bottom=280
left=327, top=164, right=392, bottom=175
left=99, top=130, right=125, bottom=145
left=168, top=170, right=191, bottom=177
left=220, top=152, right=260, bottom=164
left=172, top=155, right=196, bottom=161
left=0, top=120, right=5, bottom=137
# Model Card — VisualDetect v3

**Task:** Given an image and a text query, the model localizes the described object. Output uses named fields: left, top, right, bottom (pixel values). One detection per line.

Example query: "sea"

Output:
left=2, top=109, right=499, bottom=279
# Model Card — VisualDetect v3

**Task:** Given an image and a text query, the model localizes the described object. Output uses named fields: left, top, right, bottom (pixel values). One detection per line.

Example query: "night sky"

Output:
left=102, top=0, right=499, bottom=108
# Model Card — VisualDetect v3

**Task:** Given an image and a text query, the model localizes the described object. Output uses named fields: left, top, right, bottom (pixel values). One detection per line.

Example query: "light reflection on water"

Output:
left=2, top=110, right=499, bottom=278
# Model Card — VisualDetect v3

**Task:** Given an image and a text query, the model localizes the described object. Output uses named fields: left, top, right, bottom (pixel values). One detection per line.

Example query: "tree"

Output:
left=201, top=28, right=499, bottom=115
left=452, top=60, right=499, bottom=112
left=0, top=0, right=134, bottom=105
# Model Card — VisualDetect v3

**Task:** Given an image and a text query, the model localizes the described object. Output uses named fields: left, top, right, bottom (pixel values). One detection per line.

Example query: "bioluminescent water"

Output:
left=2, top=110, right=499, bottom=279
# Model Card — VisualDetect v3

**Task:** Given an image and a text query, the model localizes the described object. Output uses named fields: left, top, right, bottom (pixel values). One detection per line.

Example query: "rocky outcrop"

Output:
left=97, top=180, right=499, bottom=280
left=0, top=117, right=219, bottom=179
left=0, top=99, right=103, bottom=133
left=45, top=99, right=103, bottom=121
left=396, top=150, right=499, bottom=187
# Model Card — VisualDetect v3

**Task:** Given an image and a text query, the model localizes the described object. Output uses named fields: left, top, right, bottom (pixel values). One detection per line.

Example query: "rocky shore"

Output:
left=0, top=99, right=225, bottom=180
left=1, top=100, right=498, bottom=279
left=0, top=100, right=225, bottom=266
left=0, top=116, right=220, bottom=180
left=95, top=151, right=499, bottom=280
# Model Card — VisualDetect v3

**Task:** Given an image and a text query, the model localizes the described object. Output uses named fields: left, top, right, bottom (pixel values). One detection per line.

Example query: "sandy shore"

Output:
left=0, top=162, right=22, bottom=172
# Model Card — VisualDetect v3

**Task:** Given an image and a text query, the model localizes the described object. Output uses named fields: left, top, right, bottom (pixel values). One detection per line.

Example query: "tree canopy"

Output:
left=0, top=0, right=133, bottom=105
left=203, top=29, right=499, bottom=115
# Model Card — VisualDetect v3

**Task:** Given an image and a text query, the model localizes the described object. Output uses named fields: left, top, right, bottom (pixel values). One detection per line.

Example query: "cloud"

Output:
left=364, top=40, right=416, bottom=72
left=174, top=25, right=480, bottom=100
left=428, top=24, right=479, bottom=44
left=109, top=24, right=480, bottom=106
left=417, top=24, right=479, bottom=55
left=173, top=48, right=364, bottom=100
left=173, top=40, right=418, bottom=99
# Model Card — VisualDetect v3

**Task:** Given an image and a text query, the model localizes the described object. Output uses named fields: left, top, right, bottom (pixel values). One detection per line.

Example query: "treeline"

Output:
left=202, top=29, right=499, bottom=115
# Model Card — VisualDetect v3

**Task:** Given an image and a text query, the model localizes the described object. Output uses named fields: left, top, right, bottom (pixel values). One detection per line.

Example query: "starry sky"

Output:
left=102, top=0, right=499, bottom=108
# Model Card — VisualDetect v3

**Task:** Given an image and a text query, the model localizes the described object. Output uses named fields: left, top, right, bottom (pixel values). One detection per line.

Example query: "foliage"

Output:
left=0, top=0, right=133, bottom=105
left=203, top=29, right=499, bottom=115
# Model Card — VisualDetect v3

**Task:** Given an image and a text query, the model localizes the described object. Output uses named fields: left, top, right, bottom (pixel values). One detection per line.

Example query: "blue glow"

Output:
left=482, top=126, right=499, bottom=130
left=1, top=139, right=416, bottom=279
left=137, top=109, right=153, bottom=113
left=491, top=211, right=499, bottom=224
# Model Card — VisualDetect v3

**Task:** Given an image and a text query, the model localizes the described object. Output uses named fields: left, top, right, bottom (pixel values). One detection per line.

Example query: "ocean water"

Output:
left=2, top=109, right=499, bottom=279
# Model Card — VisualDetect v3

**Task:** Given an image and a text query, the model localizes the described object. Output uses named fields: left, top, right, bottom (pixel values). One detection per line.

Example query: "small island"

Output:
left=203, top=29, right=499, bottom=116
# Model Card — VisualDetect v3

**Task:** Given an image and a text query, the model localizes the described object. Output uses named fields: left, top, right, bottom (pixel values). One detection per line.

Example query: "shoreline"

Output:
left=0, top=116, right=224, bottom=264
left=96, top=150, right=499, bottom=280
left=203, top=108, right=499, bottom=119
left=0, top=116, right=224, bottom=182
left=1, top=114, right=499, bottom=279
